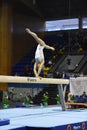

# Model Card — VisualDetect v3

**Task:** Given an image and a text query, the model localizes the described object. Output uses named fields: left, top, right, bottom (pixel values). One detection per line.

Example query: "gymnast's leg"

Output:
left=33, top=62, right=38, bottom=77
left=37, top=60, right=44, bottom=77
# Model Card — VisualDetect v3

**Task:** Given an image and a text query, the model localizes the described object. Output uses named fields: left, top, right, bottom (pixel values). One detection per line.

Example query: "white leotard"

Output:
left=35, top=44, right=45, bottom=62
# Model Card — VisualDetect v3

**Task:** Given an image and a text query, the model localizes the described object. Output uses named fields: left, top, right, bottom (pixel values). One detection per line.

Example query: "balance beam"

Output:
left=0, top=75, right=69, bottom=84
left=0, top=75, right=69, bottom=111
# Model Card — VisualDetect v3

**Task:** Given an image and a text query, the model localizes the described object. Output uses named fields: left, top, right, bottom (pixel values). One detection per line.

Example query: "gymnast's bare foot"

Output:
left=25, top=28, right=31, bottom=34
left=35, top=75, right=42, bottom=79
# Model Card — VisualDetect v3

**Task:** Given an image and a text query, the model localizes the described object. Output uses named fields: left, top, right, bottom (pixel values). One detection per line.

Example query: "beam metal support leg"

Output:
left=58, top=84, right=66, bottom=111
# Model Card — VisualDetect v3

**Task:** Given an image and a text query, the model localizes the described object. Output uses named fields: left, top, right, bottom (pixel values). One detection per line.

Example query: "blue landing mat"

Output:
left=0, top=119, right=10, bottom=126
left=0, top=106, right=87, bottom=130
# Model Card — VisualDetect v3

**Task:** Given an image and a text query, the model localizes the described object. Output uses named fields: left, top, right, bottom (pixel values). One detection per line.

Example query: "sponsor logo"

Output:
left=73, top=125, right=81, bottom=130
left=27, top=78, right=37, bottom=82
left=67, top=122, right=86, bottom=130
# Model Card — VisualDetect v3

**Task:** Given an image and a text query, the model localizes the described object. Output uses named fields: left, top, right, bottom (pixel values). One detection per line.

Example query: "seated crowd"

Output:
left=67, top=91, right=87, bottom=103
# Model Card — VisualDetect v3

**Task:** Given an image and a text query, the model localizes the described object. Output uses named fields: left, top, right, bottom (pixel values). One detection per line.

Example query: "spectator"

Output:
left=42, top=92, right=49, bottom=106
left=81, top=91, right=87, bottom=103
left=24, top=92, right=33, bottom=105
left=65, top=90, right=69, bottom=102
left=68, top=91, right=75, bottom=103
left=53, top=71, right=62, bottom=78
left=8, top=88, right=15, bottom=101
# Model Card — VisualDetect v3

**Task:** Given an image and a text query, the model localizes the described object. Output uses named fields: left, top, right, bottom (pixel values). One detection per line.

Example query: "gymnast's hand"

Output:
left=51, top=47, right=55, bottom=51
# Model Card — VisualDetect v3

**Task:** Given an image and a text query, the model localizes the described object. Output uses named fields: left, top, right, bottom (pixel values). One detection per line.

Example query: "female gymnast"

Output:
left=26, top=28, right=55, bottom=78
